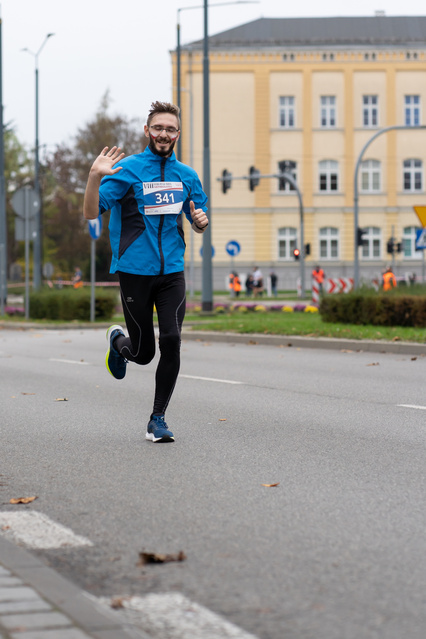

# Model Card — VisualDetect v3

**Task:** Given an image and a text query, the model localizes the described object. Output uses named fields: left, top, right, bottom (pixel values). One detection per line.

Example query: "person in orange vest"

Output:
left=229, top=271, right=241, bottom=297
left=312, top=265, right=325, bottom=294
left=233, top=272, right=241, bottom=298
left=382, top=266, right=397, bottom=291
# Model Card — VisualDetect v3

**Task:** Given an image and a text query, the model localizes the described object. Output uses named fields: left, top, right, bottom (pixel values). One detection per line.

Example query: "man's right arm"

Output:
left=83, top=146, right=125, bottom=220
left=83, top=172, right=103, bottom=220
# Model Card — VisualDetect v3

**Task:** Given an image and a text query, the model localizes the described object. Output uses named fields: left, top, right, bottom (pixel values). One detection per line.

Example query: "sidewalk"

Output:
left=0, top=537, right=148, bottom=639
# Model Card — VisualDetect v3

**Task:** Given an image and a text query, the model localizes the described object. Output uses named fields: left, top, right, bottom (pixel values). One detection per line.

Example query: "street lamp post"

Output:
left=22, top=32, right=54, bottom=290
left=353, top=124, right=426, bottom=288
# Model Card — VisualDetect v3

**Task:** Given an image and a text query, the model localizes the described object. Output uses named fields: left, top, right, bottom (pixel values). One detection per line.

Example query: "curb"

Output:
left=0, top=536, right=148, bottom=639
left=181, top=329, right=426, bottom=355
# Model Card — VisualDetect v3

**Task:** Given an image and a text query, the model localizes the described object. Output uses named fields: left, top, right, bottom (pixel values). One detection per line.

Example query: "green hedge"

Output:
left=29, top=288, right=117, bottom=321
left=319, top=291, right=426, bottom=327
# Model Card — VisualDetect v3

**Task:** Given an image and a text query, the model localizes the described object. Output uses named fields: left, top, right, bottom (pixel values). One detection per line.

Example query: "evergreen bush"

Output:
left=319, top=290, right=426, bottom=328
left=29, top=288, right=117, bottom=321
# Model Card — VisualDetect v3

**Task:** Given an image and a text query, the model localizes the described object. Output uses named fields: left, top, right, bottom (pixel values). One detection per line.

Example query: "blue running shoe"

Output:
left=105, top=324, right=127, bottom=380
left=146, top=415, right=175, bottom=443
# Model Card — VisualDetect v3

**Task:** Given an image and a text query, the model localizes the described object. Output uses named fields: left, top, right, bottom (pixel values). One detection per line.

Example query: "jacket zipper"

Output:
left=158, top=158, right=166, bottom=275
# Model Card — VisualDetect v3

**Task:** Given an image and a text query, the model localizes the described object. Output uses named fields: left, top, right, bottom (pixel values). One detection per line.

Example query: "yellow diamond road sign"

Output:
left=413, top=206, right=426, bottom=228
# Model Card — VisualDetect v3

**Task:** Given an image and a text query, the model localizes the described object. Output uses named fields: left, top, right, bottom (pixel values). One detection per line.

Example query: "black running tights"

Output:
left=114, top=271, right=186, bottom=417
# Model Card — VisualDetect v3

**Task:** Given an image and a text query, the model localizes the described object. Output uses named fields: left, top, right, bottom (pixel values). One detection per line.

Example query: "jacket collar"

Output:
left=143, top=146, right=176, bottom=163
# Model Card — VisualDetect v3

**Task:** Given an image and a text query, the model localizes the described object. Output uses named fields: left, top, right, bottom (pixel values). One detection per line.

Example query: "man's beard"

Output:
left=148, top=135, right=177, bottom=158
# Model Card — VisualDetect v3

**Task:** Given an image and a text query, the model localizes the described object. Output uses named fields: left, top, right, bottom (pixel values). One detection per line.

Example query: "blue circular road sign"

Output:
left=88, top=216, right=102, bottom=240
left=199, top=244, right=215, bottom=258
left=226, top=240, right=241, bottom=257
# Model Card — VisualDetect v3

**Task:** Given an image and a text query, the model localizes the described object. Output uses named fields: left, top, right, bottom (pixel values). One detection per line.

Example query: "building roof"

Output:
left=185, top=16, right=426, bottom=50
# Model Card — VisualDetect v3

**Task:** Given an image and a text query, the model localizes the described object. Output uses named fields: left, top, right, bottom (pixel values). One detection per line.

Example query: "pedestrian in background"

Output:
left=382, top=266, right=397, bottom=291
left=270, top=270, right=278, bottom=296
left=312, top=265, right=325, bottom=294
left=72, top=266, right=83, bottom=289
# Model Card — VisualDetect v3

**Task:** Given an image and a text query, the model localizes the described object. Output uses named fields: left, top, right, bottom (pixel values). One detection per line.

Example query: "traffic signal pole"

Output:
left=353, top=124, right=426, bottom=289
left=218, top=169, right=306, bottom=298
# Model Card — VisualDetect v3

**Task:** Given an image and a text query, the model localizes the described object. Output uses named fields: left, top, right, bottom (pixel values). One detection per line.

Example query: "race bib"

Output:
left=143, top=182, right=184, bottom=215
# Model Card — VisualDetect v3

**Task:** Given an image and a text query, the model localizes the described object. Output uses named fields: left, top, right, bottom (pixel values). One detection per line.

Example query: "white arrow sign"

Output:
left=415, top=228, right=426, bottom=250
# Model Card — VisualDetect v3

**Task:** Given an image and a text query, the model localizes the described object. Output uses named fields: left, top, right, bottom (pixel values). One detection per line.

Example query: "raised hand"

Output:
left=90, top=146, right=125, bottom=177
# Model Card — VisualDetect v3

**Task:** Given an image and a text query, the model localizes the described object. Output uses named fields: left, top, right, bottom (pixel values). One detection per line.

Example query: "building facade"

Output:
left=172, top=15, right=426, bottom=291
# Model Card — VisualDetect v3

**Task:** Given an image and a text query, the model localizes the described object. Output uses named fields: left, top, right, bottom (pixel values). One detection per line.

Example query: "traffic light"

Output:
left=221, top=169, right=232, bottom=194
left=278, top=160, right=296, bottom=191
left=357, top=227, right=367, bottom=246
left=304, top=243, right=311, bottom=256
left=396, top=242, right=403, bottom=253
left=386, top=238, right=395, bottom=254
left=293, top=248, right=300, bottom=260
left=249, top=166, right=260, bottom=191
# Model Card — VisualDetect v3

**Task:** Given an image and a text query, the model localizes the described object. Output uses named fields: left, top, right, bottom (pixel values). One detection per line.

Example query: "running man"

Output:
left=83, top=101, right=208, bottom=442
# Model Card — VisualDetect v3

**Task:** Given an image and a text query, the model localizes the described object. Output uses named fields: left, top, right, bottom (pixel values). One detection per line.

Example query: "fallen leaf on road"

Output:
left=138, top=551, right=186, bottom=565
left=366, top=362, right=379, bottom=366
left=261, top=483, right=280, bottom=488
left=55, top=398, right=68, bottom=401
left=110, top=596, right=130, bottom=609
left=10, top=496, right=38, bottom=504
left=411, top=357, right=417, bottom=361
left=219, top=418, right=227, bottom=421
left=21, top=392, right=35, bottom=395
left=340, top=349, right=353, bottom=353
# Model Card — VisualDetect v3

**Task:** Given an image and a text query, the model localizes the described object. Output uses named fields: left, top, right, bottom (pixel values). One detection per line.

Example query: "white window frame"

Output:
left=278, top=227, right=297, bottom=260
left=319, top=227, right=339, bottom=260
left=403, top=225, right=423, bottom=259
left=361, top=227, right=381, bottom=259
left=360, top=159, right=381, bottom=192
left=278, top=160, right=297, bottom=192
left=403, top=159, right=423, bottom=192
left=278, top=96, right=295, bottom=129
left=319, top=160, right=339, bottom=192
left=320, top=96, right=336, bottom=128
left=404, top=95, right=421, bottom=127
left=362, top=95, right=378, bottom=127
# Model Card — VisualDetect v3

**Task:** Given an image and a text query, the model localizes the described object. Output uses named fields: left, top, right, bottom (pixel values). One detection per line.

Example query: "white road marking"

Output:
left=181, top=374, right=243, bottom=385
left=0, top=512, right=93, bottom=549
left=49, top=358, right=89, bottom=365
left=397, top=404, right=426, bottom=411
left=99, top=592, right=259, bottom=639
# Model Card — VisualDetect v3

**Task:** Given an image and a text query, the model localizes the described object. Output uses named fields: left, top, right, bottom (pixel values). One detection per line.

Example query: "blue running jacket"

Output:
left=98, top=147, right=208, bottom=276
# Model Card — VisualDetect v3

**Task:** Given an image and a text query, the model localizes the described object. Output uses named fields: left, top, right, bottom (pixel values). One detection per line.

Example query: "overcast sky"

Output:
left=2, top=0, right=425, bottom=154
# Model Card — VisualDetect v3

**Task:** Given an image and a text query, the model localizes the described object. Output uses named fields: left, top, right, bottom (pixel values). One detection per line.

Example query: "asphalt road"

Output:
left=1, top=327, right=426, bottom=639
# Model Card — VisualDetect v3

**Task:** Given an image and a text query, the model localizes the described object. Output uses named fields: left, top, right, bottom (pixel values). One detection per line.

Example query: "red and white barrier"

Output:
left=312, top=277, right=354, bottom=305
left=325, top=278, right=354, bottom=294
left=311, top=279, right=320, bottom=306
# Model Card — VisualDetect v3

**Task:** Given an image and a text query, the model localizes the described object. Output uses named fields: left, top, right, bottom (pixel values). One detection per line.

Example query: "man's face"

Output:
left=144, top=113, right=180, bottom=158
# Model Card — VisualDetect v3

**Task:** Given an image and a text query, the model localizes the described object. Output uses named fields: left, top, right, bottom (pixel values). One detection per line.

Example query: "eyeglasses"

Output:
left=149, top=125, right=180, bottom=139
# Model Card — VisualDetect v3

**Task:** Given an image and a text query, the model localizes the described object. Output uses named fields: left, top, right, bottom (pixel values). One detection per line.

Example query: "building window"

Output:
left=403, top=159, right=423, bottom=192
left=363, top=95, right=378, bottom=127
left=319, top=227, right=339, bottom=259
left=404, top=95, right=420, bottom=126
left=403, top=226, right=423, bottom=258
left=279, top=96, right=295, bottom=128
left=360, top=159, right=381, bottom=192
left=278, top=160, right=297, bottom=191
left=361, top=227, right=381, bottom=259
left=320, top=96, right=336, bottom=127
left=319, top=160, right=339, bottom=192
left=278, top=227, right=297, bottom=260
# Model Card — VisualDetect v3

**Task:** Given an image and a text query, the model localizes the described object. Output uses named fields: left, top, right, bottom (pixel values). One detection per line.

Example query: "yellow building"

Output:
left=173, top=15, right=426, bottom=290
